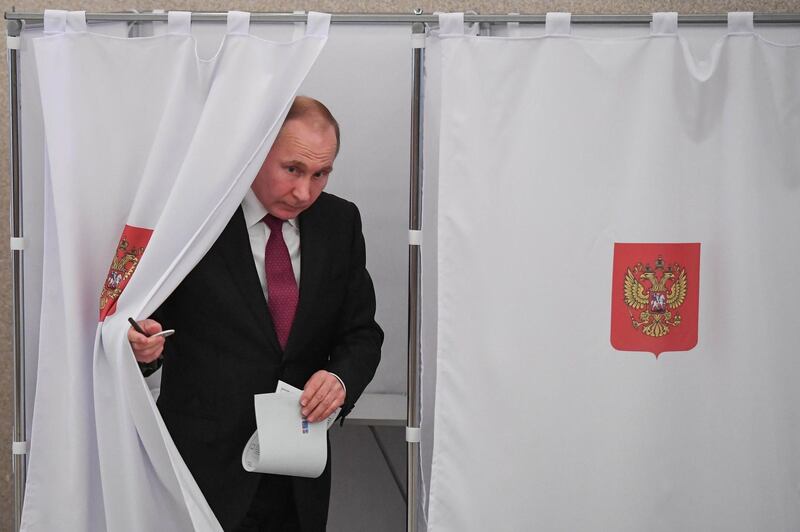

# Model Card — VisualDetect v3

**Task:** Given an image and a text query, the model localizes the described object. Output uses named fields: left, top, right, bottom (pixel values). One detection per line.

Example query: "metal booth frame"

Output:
left=6, top=10, right=800, bottom=532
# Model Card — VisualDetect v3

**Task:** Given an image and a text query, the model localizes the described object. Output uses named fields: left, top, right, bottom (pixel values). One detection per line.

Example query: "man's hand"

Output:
left=300, top=370, right=345, bottom=423
left=128, top=319, right=165, bottom=363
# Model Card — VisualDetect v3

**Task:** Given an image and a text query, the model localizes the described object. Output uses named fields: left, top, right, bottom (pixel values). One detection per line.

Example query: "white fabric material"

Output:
left=305, top=12, right=331, bottom=39
left=651, top=12, right=678, bottom=35
left=545, top=12, right=571, bottom=35
left=729, top=12, right=755, bottom=34
left=22, top=16, right=329, bottom=531
left=438, top=13, right=465, bottom=36
left=66, top=11, right=87, bottom=33
left=167, top=11, right=191, bottom=35
left=419, top=27, right=447, bottom=529
left=428, top=28, right=800, bottom=532
left=226, top=10, right=250, bottom=35
left=418, top=28, right=446, bottom=530
left=43, top=10, right=66, bottom=34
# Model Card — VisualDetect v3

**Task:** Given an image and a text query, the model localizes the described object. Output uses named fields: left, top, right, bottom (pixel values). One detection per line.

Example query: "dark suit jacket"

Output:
left=154, top=192, right=383, bottom=531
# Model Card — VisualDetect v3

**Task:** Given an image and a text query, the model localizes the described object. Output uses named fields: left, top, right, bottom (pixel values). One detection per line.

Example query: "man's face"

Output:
left=251, top=117, right=337, bottom=220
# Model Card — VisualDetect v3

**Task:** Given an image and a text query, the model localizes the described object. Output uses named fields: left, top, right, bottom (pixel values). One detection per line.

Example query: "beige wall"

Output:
left=0, top=1, right=795, bottom=530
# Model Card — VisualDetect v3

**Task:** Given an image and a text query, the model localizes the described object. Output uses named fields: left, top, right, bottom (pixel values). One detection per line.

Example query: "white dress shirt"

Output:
left=240, top=188, right=346, bottom=395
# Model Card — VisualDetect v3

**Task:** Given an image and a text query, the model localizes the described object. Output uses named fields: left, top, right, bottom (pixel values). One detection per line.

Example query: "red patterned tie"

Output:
left=263, top=214, right=298, bottom=350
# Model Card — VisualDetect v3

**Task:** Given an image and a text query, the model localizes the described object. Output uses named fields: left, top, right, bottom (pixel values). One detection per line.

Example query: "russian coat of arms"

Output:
left=98, top=224, right=153, bottom=321
left=610, top=242, right=700, bottom=357
left=623, top=255, right=687, bottom=338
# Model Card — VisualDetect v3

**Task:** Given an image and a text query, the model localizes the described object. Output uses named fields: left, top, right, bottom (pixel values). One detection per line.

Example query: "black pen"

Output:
left=128, top=317, right=147, bottom=335
left=128, top=317, right=175, bottom=338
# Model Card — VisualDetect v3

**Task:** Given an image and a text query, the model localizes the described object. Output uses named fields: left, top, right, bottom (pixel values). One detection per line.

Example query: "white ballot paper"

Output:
left=242, top=381, right=340, bottom=478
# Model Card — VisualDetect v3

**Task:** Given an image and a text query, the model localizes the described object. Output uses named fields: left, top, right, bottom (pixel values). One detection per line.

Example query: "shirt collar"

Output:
left=242, top=188, right=298, bottom=230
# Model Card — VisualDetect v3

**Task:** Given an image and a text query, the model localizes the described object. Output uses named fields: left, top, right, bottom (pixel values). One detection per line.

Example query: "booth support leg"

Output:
left=406, top=18, right=425, bottom=532
left=7, top=17, right=28, bottom=532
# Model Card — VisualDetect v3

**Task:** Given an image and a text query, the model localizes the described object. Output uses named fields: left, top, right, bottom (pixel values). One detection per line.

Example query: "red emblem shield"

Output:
left=99, top=224, right=153, bottom=321
left=610, top=243, right=700, bottom=357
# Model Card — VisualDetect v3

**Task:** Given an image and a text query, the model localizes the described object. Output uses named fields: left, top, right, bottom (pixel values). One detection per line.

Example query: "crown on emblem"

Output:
left=647, top=255, right=672, bottom=272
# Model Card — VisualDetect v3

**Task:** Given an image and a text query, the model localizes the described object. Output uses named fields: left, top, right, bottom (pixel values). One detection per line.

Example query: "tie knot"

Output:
left=264, top=213, right=284, bottom=232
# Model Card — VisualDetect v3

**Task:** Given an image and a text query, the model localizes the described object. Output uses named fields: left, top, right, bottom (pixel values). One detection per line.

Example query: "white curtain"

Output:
left=22, top=10, right=329, bottom=531
left=427, top=12, right=800, bottom=531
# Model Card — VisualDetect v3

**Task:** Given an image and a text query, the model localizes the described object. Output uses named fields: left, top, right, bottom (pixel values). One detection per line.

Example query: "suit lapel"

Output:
left=284, top=200, right=329, bottom=359
left=217, top=208, right=282, bottom=354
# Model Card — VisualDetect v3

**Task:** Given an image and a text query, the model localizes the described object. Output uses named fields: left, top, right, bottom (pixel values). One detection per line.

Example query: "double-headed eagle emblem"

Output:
left=99, top=234, right=146, bottom=316
left=623, top=255, right=687, bottom=337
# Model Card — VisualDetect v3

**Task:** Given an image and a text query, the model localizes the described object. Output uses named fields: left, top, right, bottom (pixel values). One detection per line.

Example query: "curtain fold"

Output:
left=427, top=13, right=800, bottom=532
left=22, top=11, right=330, bottom=531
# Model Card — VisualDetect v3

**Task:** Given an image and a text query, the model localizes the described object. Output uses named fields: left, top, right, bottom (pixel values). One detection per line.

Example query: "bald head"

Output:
left=280, top=96, right=340, bottom=155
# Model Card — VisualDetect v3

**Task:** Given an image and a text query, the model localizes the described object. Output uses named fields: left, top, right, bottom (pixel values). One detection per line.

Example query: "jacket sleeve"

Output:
left=324, top=203, right=384, bottom=418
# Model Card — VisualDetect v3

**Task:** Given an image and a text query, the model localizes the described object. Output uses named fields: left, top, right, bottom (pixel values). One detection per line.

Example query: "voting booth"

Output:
left=6, top=9, right=800, bottom=532
left=10, top=11, right=408, bottom=532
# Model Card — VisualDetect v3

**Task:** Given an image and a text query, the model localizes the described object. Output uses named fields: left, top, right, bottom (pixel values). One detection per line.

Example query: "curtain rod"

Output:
left=5, top=12, right=800, bottom=26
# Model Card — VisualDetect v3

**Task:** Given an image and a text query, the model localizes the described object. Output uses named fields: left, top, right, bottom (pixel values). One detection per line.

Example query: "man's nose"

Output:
left=292, top=178, right=311, bottom=202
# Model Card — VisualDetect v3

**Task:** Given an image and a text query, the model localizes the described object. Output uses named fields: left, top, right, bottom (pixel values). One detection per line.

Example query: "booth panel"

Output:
left=16, top=18, right=410, bottom=532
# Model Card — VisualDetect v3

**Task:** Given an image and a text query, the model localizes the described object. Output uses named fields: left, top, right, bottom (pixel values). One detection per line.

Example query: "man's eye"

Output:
left=286, top=166, right=297, bottom=174
left=313, top=171, right=329, bottom=180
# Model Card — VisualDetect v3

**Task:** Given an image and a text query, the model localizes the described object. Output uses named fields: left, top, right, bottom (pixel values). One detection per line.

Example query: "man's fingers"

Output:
left=306, top=390, right=344, bottom=423
left=128, top=319, right=166, bottom=364
left=140, top=319, right=163, bottom=336
left=127, top=327, right=143, bottom=343
left=306, top=400, right=332, bottom=423
left=127, top=319, right=163, bottom=342
left=302, top=380, right=332, bottom=417
left=301, top=371, right=346, bottom=422
left=310, top=378, right=333, bottom=407
left=300, top=371, right=327, bottom=406
left=134, top=340, right=163, bottom=362
left=130, top=335, right=164, bottom=351
left=302, top=375, right=345, bottom=422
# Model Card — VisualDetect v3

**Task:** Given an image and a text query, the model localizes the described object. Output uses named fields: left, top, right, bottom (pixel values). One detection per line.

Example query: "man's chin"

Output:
left=276, top=206, right=306, bottom=220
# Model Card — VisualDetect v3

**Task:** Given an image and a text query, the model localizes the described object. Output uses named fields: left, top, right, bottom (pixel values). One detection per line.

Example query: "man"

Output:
left=129, top=96, right=383, bottom=531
